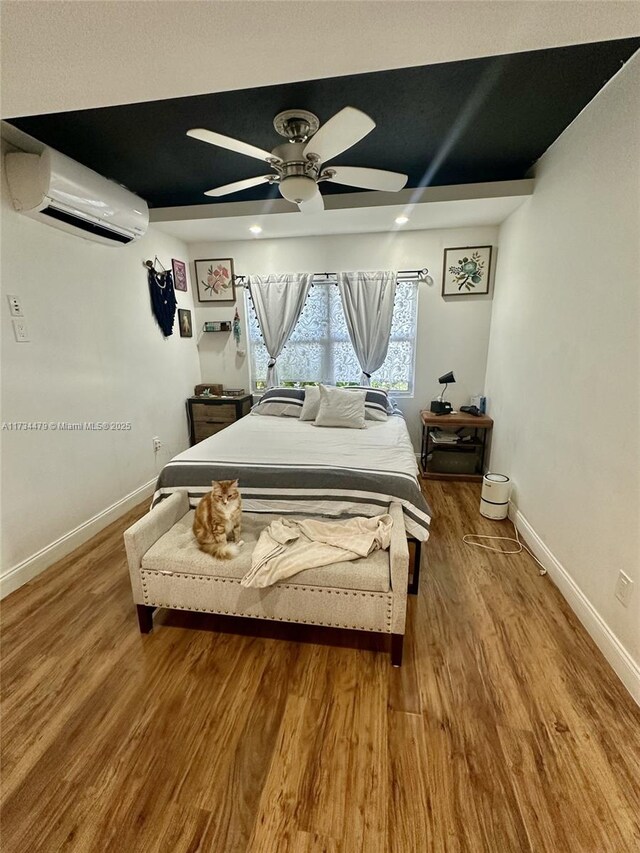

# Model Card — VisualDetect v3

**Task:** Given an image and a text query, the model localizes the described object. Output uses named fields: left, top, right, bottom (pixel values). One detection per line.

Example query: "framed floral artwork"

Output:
left=442, top=246, right=492, bottom=296
left=194, top=258, right=236, bottom=303
left=172, top=258, right=188, bottom=292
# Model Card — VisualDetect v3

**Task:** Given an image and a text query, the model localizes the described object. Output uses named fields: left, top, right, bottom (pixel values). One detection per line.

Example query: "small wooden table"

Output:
left=420, top=410, right=493, bottom=481
left=187, top=395, right=253, bottom=445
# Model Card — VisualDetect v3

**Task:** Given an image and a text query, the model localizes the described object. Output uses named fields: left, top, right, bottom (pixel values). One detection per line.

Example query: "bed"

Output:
left=152, top=411, right=432, bottom=590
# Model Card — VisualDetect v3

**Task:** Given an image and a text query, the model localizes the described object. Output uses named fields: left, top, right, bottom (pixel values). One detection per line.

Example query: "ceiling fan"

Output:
left=186, top=107, right=408, bottom=214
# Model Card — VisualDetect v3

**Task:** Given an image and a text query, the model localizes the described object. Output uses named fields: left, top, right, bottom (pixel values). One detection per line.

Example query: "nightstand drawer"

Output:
left=191, top=402, right=236, bottom=423
left=187, top=394, right=252, bottom=446
left=194, top=421, right=229, bottom=443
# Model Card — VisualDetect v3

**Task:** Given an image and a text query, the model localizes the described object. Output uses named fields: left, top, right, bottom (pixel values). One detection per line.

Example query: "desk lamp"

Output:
left=430, top=371, right=455, bottom=414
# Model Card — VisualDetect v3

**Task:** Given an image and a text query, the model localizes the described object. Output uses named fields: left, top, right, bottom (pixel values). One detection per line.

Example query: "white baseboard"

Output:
left=509, top=504, right=640, bottom=706
left=0, top=478, right=156, bottom=600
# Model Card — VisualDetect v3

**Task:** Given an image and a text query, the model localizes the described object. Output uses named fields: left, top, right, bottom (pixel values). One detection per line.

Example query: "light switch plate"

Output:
left=12, top=318, right=30, bottom=342
left=615, top=571, right=633, bottom=606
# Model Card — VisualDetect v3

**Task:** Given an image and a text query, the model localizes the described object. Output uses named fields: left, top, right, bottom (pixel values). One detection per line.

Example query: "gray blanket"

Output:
left=152, top=413, right=432, bottom=541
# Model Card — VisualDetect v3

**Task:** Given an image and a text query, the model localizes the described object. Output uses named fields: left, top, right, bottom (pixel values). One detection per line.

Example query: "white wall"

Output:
left=485, top=52, right=640, bottom=697
left=190, top=226, right=499, bottom=448
left=0, top=162, right=201, bottom=594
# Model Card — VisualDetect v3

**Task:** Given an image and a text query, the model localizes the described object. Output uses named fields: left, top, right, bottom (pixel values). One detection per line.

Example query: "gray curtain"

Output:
left=248, top=273, right=312, bottom=388
left=337, top=270, right=397, bottom=385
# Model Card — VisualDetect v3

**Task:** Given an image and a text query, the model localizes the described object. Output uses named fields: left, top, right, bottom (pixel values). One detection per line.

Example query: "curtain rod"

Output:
left=232, top=268, right=431, bottom=286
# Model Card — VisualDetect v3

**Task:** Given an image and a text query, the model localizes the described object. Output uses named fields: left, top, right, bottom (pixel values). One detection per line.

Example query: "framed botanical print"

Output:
left=442, top=246, right=492, bottom=296
left=178, top=308, right=193, bottom=338
left=172, top=258, right=188, bottom=292
left=194, top=258, right=236, bottom=303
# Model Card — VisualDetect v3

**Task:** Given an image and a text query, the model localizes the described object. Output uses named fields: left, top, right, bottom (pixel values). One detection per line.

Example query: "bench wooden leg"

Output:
left=391, top=633, right=404, bottom=667
left=136, top=604, right=154, bottom=634
left=407, top=538, right=421, bottom=595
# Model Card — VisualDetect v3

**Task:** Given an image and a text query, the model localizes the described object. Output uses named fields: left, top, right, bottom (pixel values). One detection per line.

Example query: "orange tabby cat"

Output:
left=193, top=479, right=243, bottom=559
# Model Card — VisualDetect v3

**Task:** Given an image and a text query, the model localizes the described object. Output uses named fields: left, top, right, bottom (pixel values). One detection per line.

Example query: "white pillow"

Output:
left=314, top=384, right=366, bottom=429
left=299, top=385, right=321, bottom=421
left=303, top=385, right=387, bottom=421
left=343, top=386, right=392, bottom=419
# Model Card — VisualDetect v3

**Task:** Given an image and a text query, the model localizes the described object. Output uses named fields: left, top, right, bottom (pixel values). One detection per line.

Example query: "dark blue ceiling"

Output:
left=9, top=38, right=639, bottom=209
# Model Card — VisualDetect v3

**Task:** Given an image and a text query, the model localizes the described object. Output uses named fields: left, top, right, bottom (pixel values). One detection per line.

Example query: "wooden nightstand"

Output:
left=420, top=410, right=493, bottom=481
left=187, top=395, right=253, bottom=445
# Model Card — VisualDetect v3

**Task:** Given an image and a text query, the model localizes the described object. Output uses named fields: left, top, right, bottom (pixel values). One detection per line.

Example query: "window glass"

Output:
left=247, top=281, right=417, bottom=394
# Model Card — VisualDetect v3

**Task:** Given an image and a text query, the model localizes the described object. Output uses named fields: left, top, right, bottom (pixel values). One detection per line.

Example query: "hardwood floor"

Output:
left=2, top=481, right=639, bottom=852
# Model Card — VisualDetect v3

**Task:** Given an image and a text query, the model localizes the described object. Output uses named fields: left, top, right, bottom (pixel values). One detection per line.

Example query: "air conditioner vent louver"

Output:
left=4, top=148, right=148, bottom=247
left=41, top=205, right=133, bottom=244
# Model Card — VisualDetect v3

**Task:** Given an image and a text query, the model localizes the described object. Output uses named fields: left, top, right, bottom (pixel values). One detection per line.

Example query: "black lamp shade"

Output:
left=438, top=371, right=455, bottom=385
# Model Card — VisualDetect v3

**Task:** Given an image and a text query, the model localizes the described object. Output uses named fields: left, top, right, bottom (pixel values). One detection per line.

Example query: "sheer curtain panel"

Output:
left=248, top=273, right=313, bottom=388
left=337, top=270, right=397, bottom=385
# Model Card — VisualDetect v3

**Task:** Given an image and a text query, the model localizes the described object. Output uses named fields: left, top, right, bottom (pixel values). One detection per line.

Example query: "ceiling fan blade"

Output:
left=187, top=128, right=277, bottom=163
left=303, top=107, right=375, bottom=164
left=203, top=175, right=274, bottom=198
left=326, top=166, right=407, bottom=192
left=298, top=188, right=325, bottom=214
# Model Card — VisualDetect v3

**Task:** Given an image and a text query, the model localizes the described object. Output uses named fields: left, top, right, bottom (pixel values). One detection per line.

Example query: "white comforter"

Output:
left=177, top=412, right=420, bottom=479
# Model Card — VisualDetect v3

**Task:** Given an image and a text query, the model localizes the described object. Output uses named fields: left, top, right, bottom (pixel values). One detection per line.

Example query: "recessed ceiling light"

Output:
left=395, top=215, right=409, bottom=225
left=249, top=225, right=262, bottom=234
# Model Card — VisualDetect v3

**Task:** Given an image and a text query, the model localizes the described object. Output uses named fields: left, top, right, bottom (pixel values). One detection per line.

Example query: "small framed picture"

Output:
left=442, top=246, right=492, bottom=296
left=178, top=308, right=193, bottom=338
left=194, top=258, right=236, bottom=303
left=172, top=258, right=188, bottom=292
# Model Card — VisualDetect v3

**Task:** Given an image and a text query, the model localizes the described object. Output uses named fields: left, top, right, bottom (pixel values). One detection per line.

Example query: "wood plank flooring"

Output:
left=2, top=481, right=639, bottom=852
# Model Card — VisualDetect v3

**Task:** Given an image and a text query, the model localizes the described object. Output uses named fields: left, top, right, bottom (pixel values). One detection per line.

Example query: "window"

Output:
left=247, top=281, right=418, bottom=394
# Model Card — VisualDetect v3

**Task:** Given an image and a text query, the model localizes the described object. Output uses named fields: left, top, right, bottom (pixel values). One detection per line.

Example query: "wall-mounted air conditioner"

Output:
left=5, top=147, right=148, bottom=247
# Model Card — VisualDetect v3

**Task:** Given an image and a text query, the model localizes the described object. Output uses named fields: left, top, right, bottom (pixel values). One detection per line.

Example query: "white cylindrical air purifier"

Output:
left=480, top=473, right=511, bottom=520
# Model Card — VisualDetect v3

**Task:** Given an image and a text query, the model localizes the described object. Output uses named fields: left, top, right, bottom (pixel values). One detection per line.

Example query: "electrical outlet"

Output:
left=153, top=437, right=162, bottom=453
left=12, top=318, right=30, bottom=342
left=7, top=295, right=23, bottom=317
left=615, top=571, right=633, bottom=607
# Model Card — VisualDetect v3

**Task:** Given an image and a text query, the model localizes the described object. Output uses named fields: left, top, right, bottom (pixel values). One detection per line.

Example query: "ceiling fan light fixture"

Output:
left=189, top=107, right=407, bottom=214
left=279, top=175, right=317, bottom=204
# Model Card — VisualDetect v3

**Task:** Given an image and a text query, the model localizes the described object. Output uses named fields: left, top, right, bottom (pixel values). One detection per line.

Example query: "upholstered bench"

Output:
left=124, top=491, right=410, bottom=665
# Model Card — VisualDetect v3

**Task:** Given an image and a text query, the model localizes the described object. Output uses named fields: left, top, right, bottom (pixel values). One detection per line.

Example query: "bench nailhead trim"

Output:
left=141, top=570, right=389, bottom=597
left=140, top=599, right=392, bottom=632
left=141, top=570, right=396, bottom=630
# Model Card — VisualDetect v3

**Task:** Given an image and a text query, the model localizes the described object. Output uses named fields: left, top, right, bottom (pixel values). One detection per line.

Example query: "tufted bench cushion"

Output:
left=141, top=510, right=390, bottom=593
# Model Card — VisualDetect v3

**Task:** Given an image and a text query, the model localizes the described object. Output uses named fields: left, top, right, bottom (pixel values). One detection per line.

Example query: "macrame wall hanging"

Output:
left=233, top=307, right=241, bottom=347
left=145, top=257, right=177, bottom=337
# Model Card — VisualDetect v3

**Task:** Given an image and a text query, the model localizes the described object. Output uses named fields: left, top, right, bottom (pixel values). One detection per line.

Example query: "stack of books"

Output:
left=431, top=429, right=460, bottom=445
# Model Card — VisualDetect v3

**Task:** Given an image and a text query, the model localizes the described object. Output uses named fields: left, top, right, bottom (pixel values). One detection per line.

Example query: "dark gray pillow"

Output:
left=252, top=387, right=305, bottom=417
